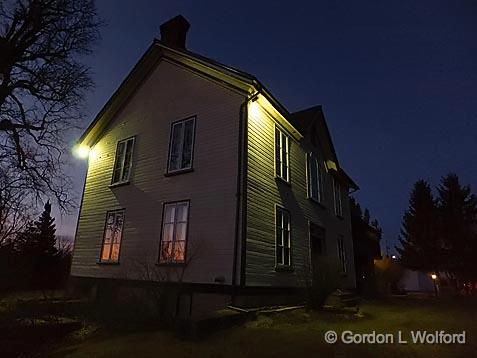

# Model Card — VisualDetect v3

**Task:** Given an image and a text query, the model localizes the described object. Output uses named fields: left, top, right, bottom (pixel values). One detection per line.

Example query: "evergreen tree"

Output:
left=396, top=180, right=440, bottom=271
left=16, top=201, right=58, bottom=287
left=16, top=201, right=57, bottom=257
left=363, top=208, right=370, bottom=225
left=349, top=197, right=363, bottom=218
left=437, top=173, right=477, bottom=280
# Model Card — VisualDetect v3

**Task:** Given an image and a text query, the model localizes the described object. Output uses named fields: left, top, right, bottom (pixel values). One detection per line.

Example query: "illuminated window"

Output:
left=307, top=153, right=324, bottom=203
left=275, top=127, right=289, bottom=182
left=333, top=178, right=343, bottom=216
left=111, top=137, right=135, bottom=185
left=337, top=235, right=346, bottom=273
left=100, top=210, right=124, bottom=263
left=276, top=206, right=291, bottom=267
left=168, top=117, right=195, bottom=173
left=159, top=201, right=189, bottom=264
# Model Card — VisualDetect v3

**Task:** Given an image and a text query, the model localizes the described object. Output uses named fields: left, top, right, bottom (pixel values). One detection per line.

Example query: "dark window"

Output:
left=275, top=127, right=289, bottom=182
left=111, top=137, right=135, bottom=184
left=333, top=178, right=343, bottom=216
left=337, top=235, right=347, bottom=273
left=309, top=222, right=326, bottom=255
left=100, top=210, right=125, bottom=263
left=307, top=153, right=324, bottom=203
left=168, top=117, right=196, bottom=172
left=276, top=206, right=291, bottom=266
left=159, top=201, right=189, bottom=263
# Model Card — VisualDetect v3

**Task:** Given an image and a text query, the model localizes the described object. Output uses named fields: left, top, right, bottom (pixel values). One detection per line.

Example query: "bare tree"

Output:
left=0, top=169, right=31, bottom=244
left=0, top=0, right=102, bottom=210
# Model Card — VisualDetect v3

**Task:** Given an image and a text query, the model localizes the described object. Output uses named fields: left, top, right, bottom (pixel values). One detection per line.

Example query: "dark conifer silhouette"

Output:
left=16, top=200, right=58, bottom=287
left=396, top=180, right=440, bottom=271
left=363, top=208, right=370, bottom=225
left=437, top=173, right=477, bottom=281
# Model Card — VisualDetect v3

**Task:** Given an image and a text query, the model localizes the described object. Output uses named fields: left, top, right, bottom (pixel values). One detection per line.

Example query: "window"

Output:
left=337, top=235, right=346, bottom=273
left=159, top=201, right=189, bottom=264
left=333, top=178, right=343, bottom=216
left=100, top=210, right=125, bottom=263
left=309, top=222, right=326, bottom=255
left=275, top=127, right=289, bottom=182
left=307, top=153, right=324, bottom=203
left=168, top=117, right=196, bottom=173
left=276, top=206, right=291, bottom=267
left=111, top=137, right=135, bottom=185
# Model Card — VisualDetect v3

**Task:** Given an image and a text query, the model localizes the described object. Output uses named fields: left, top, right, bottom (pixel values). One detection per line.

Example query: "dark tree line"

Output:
left=397, top=173, right=477, bottom=283
left=0, top=200, right=71, bottom=291
left=350, top=198, right=383, bottom=294
left=0, top=0, right=101, bottom=291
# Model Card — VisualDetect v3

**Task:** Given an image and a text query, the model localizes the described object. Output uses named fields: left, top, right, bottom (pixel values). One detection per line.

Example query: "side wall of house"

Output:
left=245, top=98, right=356, bottom=289
left=71, top=60, right=245, bottom=285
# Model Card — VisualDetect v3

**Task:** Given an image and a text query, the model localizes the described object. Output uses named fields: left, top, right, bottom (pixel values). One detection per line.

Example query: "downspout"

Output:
left=232, top=91, right=259, bottom=303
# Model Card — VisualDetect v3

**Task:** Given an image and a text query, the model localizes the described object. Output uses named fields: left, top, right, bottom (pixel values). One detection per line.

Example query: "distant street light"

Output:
left=391, top=255, right=397, bottom=259
left=431, top=273, right=438, bottom=297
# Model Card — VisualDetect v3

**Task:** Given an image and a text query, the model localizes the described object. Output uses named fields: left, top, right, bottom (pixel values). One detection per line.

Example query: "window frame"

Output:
left=166, top=116, right=196, bottom=174
left=275, top=205, right=292, bottom=269
left=110, top=136, right=136, bottom=186
left=333, top=178, right=343, bottom=217
left=306, top=153, right=324, bottom=204
left=274, top=126, right=290, bottom=183
left=309, top=221, right=326, bottom=256
left=98, top=209, right=125, bottom=264
left=158, top=200, right=191, bottom=265
left=337, top=235, right=347, bottom=274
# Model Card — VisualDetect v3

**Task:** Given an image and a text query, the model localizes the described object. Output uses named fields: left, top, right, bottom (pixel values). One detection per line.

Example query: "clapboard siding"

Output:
left=245, top=99, right=356, bottom=288
left=71, top=60, right=245, bottom=284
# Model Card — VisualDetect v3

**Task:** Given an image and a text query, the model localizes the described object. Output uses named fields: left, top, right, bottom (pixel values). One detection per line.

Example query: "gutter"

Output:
left=232, top=91, right=259, bottom=303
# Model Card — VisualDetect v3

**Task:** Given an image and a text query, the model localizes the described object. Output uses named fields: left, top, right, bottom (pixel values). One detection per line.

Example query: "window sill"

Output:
left=308, top=197, right=326, bottom=210
left=164, top=168, right=194, bottom=177
left=275, top=176, right=291, bottom=187
left=155, top=262, right=186, bottom=267
left=275, top=265, right=294, bottom=272
left=96, top=261, right=120, bottom=265
left=109, top=181, right=130, bottom=189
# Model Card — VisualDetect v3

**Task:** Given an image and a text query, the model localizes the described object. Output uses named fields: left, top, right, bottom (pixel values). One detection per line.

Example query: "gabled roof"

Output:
left=289, top=105, right=359, bottom=190
left=78, top=39, right=291, bottom=147
left=289, top=105, right=339, bottom=164
left=78, top=38, right=358, bottom=190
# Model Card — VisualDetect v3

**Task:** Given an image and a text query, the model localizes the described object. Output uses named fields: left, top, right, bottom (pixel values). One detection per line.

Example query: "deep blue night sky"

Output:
left=58, top=0, right=477, bottom=253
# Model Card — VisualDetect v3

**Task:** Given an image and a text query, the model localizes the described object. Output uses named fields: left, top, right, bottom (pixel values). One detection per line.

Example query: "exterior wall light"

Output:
left=73, top=144, right=91, bottom=159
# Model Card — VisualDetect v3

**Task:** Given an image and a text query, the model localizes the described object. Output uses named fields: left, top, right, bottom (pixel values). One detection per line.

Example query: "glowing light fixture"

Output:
left=73, top=144, right=91, bottom=159
left=431, top=274, right=437, bottom=280
left=249, top=100, right=260, bottom=118
left=391, top=255, right=397, bottom=259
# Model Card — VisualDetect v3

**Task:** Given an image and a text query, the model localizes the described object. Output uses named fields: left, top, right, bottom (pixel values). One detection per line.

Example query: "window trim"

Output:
left=337, top=235, right=347, bottom=274
left=110, top=136, right=136, bottom=186
left=275, top=204, right=292, bottom=270
left=306, top=153, right=324, bottom=205
left=166, top=116, right=197, bottom=174
left=98, top=209, right=125, bottom=264
left=157, top=200, right=191, bottom=266
left=274, top=126, right=290, bottom=183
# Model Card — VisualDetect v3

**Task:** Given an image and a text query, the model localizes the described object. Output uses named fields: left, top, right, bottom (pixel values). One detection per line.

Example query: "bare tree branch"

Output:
left=0, top=0, right=102, bottom=211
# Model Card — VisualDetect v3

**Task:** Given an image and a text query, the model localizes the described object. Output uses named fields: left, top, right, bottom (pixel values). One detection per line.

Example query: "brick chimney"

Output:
left=160, top=15, right=190, bottom=49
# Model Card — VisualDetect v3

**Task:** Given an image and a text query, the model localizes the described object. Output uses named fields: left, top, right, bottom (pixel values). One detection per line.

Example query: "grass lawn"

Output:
left=52, top=297, right=477, bottom=358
